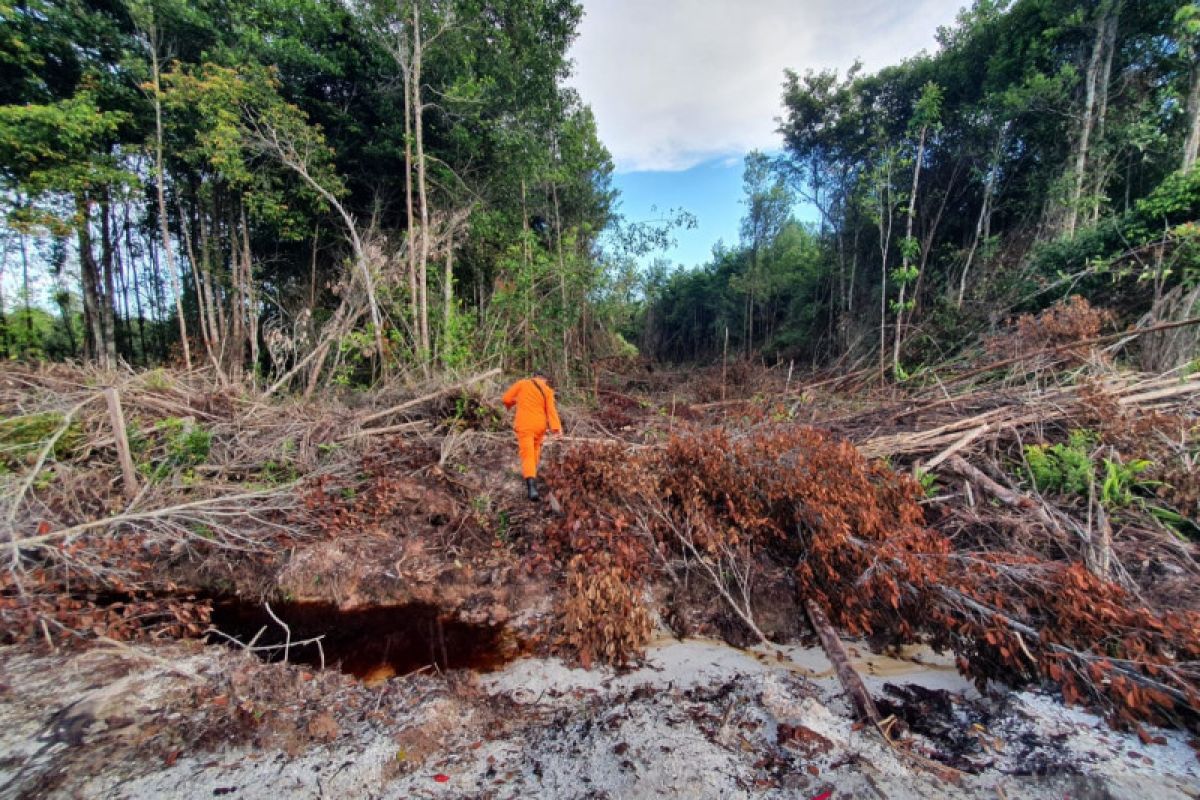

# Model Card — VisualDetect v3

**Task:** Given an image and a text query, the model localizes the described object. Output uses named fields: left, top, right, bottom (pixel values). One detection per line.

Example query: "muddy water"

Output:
left=209, top=600, right=517, bottom=681
left=208, top=594, right=970, bottom=697
left=749, top=640, right=973, bottom=692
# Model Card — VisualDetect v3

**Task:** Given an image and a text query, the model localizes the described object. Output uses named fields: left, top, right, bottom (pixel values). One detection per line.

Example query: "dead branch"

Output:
left=944, top=455, right=1072, bottom=540
left=941, top=587, right=1199, bottom=712
left=661, top=510, right=768, bottom=643
left=103, top=387, right=139, bottom=501
left=7, top=483, right=303, bottom=552
left=939, top=315, right=1200, bottom=385
left=356, top=368, right=501, bottom=427
left=344, top=420, right=434, bottom=441
left=923, top=424, right=990, bottom=471
left=804, top=598, right=884, bottom=726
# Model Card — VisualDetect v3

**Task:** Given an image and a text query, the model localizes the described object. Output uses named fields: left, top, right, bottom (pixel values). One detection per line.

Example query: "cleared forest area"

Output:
left=2, top=299, right=1199, bottom=796
left=3, top=0, right=1200, bottom=796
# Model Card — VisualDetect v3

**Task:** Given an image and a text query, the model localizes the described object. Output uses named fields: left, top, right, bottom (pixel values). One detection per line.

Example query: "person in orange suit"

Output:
left=502, top=372, right=563, bottom=501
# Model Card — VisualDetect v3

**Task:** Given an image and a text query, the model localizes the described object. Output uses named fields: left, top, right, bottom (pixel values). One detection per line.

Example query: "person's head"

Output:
left=532, top=370, right=549, bottom=384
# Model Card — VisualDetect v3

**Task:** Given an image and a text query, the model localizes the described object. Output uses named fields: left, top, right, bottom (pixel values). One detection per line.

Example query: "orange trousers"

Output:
left=516, top=429, right=546, bottom=478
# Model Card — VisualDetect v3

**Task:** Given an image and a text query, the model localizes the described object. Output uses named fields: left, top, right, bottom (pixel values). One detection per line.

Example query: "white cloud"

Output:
left=569, top=0, right=966, bottom=172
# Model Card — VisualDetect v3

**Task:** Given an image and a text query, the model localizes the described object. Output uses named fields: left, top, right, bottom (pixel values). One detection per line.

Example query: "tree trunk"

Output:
left=402, top=41, right=420, bottom=355
left=229, top=208, right=244, bottom=384
left=1066, top=0, right=1119, bottom=237
left=747, top=247, right=756, bottom=355
left=1184, top=60, right=1200, bottom=171
left=178, top=200, right=219, bottom=376
left=148, top=235, right=167, bottom=360
left=876, top=157, right=894, bottom=380
left=848, top=223, right=859, bottom=315
left=113, top=208, right=134, bottom=363
left=124, top=203, right=148, bottom=361
left=1090, top=3, right=1119, bottom=225
left=19, top=226, right=32, bottom=355
left=196, top=209, right=224, bottom=366
left=413, top=0, right=431, bottom=369
left=551, top=179, right=569, bottom=381
left=0, top=235, right=11, bottom=358
left=241, top=203, right=259, bottom=385
left=99, top=195, right=118, bottom=367
left=893, top=124, right=927, bottom=377
left=76, top=193, right=107, bottom=367
left=53, top=283, right=75, bottom=356
left=150, top=25, right=192, bottom=371
left=310, top=225, right=320, bottom=312
left=959, top=123, right=1006, bottom=308
left=442, top=231, right=455, bottom=367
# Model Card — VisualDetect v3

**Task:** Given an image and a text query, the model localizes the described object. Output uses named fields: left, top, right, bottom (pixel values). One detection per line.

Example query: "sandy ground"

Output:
left=2, top=635, right=1198, bottom=800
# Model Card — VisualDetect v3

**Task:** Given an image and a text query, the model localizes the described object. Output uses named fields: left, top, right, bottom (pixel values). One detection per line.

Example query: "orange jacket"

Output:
left=502, top=377, right=563, bottom=433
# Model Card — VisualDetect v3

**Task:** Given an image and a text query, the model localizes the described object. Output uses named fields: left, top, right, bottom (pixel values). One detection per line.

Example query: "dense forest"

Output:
left=644, top=0, right=1200, bottom=378
left=0, top=0, right=619, bottom=387
left=3, top=0, right=1198, bottom=387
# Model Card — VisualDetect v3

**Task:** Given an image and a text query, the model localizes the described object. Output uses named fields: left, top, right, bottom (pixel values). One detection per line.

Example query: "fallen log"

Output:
left=857, top=374, right=1200, bottom=459
left=922, top=424, right=990, bottom=471
left=340, top=420, right=433, bottom=441
left=357, top=368, right=502, bottom=427
left=931, top=315, right=1200, bottom=386
left=944, top=455, right=1073, bottom=541
left=804, top=599, right=883, bottom=726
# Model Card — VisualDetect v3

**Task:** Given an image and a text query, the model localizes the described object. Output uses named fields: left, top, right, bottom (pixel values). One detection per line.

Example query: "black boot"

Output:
left=526, top=477, right=540, bottom=502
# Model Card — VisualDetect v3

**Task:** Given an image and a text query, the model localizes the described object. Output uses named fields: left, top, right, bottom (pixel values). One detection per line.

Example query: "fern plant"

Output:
left=1025, top=429, right=1096, bottom=496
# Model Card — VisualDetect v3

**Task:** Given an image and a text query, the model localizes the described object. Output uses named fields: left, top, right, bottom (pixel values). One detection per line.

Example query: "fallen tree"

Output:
left=545, top=421, right=1200, bottom=732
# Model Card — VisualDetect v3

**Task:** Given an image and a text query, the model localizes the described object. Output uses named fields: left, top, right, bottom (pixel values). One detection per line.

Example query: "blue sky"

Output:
left=570, top=0, right=967, bottom=268
left=611, top=158, right=746, bottom=270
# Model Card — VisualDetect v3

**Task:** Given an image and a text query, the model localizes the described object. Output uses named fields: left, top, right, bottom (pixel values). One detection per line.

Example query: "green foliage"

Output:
left=914, top=467, right=938, bottom=497
left=139, top=417, right=212, bottom=482
left=261, top=459, right=300, bottom=485
left=0, top=0, right=614, bottom=378
left=762, top=0, right=1200, bottom=366
left=911, top=80, right=944, bottom=135
left=162, top=61, right=340, bottom=239
left=0, top=92, right=132, bottom=201
left=330, top=329, right=379, bottom=389
left=0, top=411, right=81, bottom=469
left=1099, top=457, right=1155, bottom=509
left=1025, top=430, right=1097, bottom=497
left=439, top=302, right=477, bottom=372
left=1024, top=430, right=1160, bottom=510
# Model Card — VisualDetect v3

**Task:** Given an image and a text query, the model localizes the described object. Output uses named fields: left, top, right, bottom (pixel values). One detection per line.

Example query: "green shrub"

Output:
left=1100, top=457, right=1155, bottom=508
left=0, top=412, right=83, bottom=470
left=140, top=417, right=212, bottom=482
left=1025, top=430, right=1096, bottom=496
left=1024, top=430, right=1162, bottom=511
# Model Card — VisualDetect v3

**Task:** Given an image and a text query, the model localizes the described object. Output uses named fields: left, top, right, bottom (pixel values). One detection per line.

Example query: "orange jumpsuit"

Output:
left=502, top=377, right=563, bottom=478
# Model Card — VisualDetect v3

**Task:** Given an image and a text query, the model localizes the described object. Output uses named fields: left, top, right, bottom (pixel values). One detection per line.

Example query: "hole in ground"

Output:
left=209, top=600, right=513, bottom=680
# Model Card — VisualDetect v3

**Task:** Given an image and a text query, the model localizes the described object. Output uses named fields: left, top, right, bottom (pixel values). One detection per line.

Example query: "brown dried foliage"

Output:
left=562, top=554, right=653, bottom=669
left=547, top=426, right=946, bottom=662
left=987, top=296, right=1117, bottom=363
left=939, top=560, right=1200, bottom=728
left=1077, top=380, right=1199, bottom=520
left=547, top=425, right=1200, bottom=730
